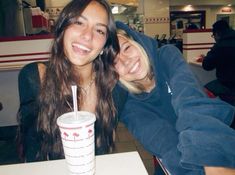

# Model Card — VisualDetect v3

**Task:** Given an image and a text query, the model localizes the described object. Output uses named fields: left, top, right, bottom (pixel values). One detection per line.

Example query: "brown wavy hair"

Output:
left=36, top=0, right=119, bottom=160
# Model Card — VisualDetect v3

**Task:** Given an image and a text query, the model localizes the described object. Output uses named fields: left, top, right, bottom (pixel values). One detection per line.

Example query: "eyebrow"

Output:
left=79, top=15, right=108, bottom=29
left=120, top=40, right=129, bottom=48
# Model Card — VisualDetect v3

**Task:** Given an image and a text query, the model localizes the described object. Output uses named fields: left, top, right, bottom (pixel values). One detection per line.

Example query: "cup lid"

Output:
left=57, top=111, right=96, bottom=128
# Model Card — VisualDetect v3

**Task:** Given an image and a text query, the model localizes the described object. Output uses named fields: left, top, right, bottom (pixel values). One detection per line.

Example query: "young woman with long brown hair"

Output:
left=17, top=0, right=127, bottom=162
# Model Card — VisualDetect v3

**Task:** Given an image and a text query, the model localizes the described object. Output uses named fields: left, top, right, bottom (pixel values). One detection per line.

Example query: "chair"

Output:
left=153, top=156, right=170, bottom=175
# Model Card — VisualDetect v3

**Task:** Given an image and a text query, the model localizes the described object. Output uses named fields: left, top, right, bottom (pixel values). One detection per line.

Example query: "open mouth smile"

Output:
left=72, top=43, right=91, bottom=54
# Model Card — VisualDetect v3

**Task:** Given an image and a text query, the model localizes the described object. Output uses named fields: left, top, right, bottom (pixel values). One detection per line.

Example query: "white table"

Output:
left=0, top=151, right=148, bottom=175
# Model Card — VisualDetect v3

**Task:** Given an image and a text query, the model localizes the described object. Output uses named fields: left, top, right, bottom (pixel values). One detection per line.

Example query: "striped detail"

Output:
left=0, top=52, right=50, bottom=70
left=65, top=150, right=94, bottom=158
left=0, top=35, right=54, bottom=42
left=0, top=36, right=53, bottom=71
left=183, top=42, right=214, bottom=51
left=59, top=126, right=83, bottom=130
left=61, top=134, right=94, bottom=142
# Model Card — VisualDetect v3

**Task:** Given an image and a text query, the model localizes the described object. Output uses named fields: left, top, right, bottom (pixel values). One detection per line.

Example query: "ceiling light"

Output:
left=112, top=6, right=118, bottom=14
left=183, top=5, right=194, bottom=11
left=111, top=5, right=127, bottom=14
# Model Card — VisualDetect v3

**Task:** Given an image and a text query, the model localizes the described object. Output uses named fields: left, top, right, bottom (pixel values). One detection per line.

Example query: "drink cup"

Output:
left=57, top=111, right=96, bottom=175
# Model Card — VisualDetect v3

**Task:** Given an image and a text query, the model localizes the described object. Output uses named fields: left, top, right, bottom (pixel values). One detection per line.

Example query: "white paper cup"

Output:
left=57, top=111, right=96, bottom=175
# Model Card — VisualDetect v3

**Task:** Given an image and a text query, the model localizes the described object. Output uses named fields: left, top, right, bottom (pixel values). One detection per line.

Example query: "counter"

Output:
left=0, top=35, right=53, bottom=71
left=182, top=29, right=214, bottom=63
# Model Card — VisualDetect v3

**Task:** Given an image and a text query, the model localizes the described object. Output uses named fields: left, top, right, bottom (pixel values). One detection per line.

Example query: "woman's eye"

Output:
left=75, top=20, right=83, bottom=25
left=124, top=45, right=130, bottom=51
left=96, top=29, right=107, bottom=36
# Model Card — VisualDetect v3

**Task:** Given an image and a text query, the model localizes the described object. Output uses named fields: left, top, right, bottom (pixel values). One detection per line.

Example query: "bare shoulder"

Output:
left=37, top=62, right=47, bottom=82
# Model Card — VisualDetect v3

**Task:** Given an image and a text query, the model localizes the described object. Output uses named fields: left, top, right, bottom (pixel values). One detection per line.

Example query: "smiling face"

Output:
left=63, top=1, right=108, bottom=70
left=114, top=34, right=149, bottom=83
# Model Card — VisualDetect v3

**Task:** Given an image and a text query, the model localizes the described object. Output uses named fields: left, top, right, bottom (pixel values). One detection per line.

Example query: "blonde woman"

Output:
left=115, top=21, right=235, bottom=175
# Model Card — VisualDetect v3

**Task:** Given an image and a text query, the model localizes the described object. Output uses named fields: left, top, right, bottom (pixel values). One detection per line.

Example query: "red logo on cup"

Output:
left=88, top=129, right=93, bottom=137
left=73, top=132, right=79, bottom=141
left=63, top=132, right=69, bottom=140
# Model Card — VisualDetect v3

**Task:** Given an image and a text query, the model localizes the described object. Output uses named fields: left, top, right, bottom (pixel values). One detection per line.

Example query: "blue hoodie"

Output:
left=116, top=21, right=235, bottom=175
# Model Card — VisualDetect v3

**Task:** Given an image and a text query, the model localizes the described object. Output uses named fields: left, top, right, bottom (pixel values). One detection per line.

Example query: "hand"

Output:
left=200, top=54, right=205, bottom=58
left=204, top=166, right=235, bottom=175
left=196, top=55, right=204, bottom=62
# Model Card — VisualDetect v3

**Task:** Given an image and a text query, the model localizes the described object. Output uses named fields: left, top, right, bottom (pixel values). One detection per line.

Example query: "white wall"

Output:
left=0, top=70, right=20, bottom=126
left=45, top=0, right=71, bottom=8
left=170, top=0, right=235, bottom=6
left=143, top=0, right=170, bottom=37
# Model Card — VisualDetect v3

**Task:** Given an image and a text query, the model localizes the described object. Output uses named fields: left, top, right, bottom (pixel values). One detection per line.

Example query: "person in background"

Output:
left=186, top=19, right=198, bottom=30
left=16, top=0, right=127, bottom=162
left=115, top=21, right=235, bottom=175
left=201, top=20, right=235, bottom=108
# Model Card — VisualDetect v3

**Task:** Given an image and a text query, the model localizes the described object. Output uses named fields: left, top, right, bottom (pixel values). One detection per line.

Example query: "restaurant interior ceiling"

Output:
left=108, top=0, right=138, bottom=14
left=108, top=0, right=138, bottom=6
left=108, top=0, right=235, bottom=6
left=170, top=0, right=235, bottom=6
left=107, top=0, right=235, bottom=14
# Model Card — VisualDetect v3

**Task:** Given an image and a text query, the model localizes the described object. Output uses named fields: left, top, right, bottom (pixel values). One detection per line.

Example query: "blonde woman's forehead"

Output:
left=117, top=34, right=128, bottom=41
left=117, top=34, right=136, bottom=45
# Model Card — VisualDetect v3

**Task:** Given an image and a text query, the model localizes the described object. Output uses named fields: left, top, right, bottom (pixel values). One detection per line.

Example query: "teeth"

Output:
left=129, top=62, right=139, bottom=73
left=72, top=43, right=91, bottom=52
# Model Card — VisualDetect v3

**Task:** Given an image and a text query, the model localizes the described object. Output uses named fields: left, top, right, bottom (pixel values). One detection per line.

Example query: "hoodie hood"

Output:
left=115, top=21, right=158, bottom=63
left=219, top=29, right=235, bottom=46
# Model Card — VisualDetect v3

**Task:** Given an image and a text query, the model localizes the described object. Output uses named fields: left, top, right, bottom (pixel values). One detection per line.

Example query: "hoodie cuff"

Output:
left=178, top=129, right=235, bottom=169
left=179, top=144, right=235, bottom=169
left=161, top=146, right=204, bottom=175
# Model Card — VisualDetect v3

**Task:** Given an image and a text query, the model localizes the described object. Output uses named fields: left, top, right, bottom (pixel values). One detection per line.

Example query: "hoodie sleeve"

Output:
left=202, top=44, right=219, bottom=71
left=119, top=95, right=179, bottom=157
left=119, top=97, right=201, bottom=175
left=159, top=44, right=235, bottom=169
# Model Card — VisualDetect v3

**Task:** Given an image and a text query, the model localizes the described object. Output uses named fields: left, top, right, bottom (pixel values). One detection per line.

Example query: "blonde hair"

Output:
left=117, top=29, right=153, bottom=94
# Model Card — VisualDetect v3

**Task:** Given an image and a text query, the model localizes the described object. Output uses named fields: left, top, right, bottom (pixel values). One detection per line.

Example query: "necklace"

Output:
left=78, top=74, right=95, bottom=95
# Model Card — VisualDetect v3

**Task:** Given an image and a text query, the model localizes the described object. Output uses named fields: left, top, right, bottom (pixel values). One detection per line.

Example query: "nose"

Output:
left=123, top=60, right=131, bottom=66
left=81, top=27, right=93, bottom=41
left=118, top=53, right=130, bottom=66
